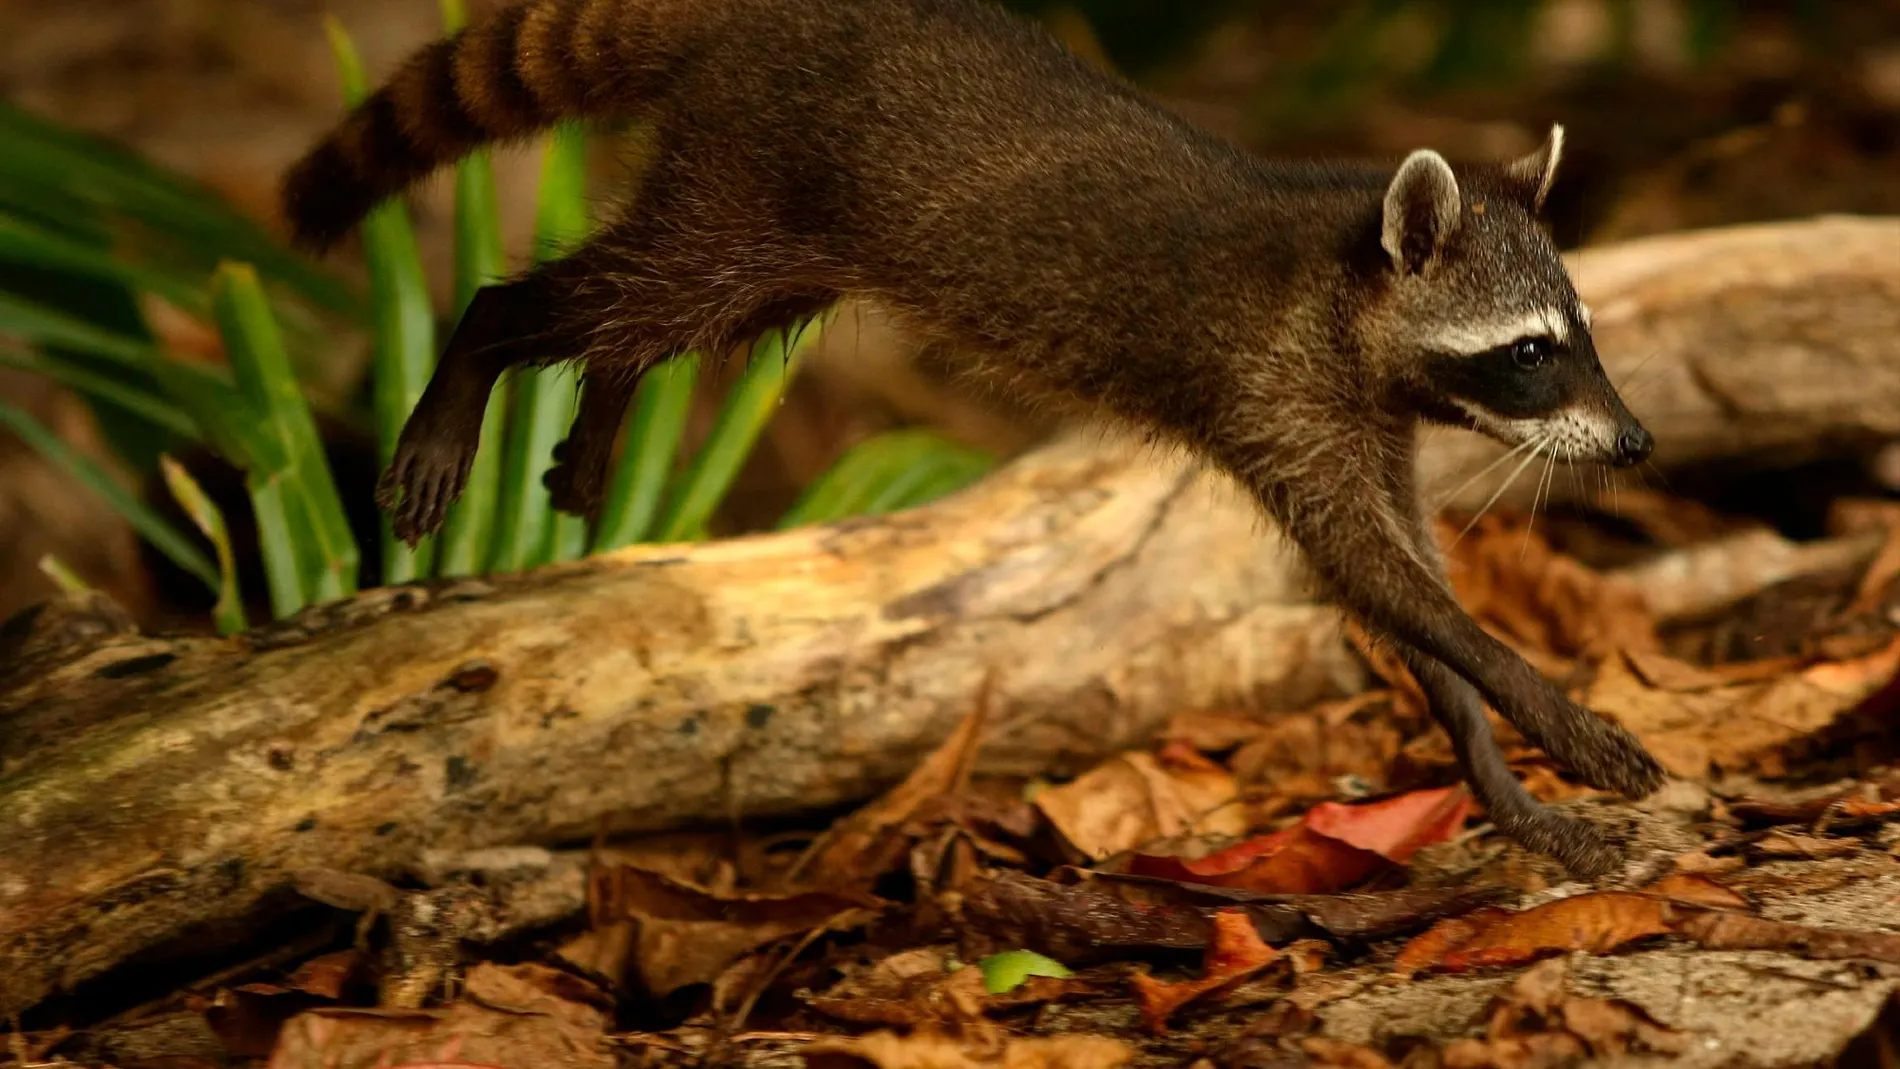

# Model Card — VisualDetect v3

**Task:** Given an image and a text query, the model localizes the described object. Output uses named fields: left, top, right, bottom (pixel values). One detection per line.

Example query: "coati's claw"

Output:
left=543, top=456, right=605, bottom=519
left=1494, top=806, right=1625, bottom=878
left=1535, top=697, right=1668, bottom=800
left=380, top=438, right=474, bottom=547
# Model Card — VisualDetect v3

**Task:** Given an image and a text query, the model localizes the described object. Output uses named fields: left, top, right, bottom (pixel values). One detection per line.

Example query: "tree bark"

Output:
left=1, top=215, right=1896, bottom=1017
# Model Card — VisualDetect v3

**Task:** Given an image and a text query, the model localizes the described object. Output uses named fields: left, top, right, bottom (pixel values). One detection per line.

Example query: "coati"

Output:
left=280, top=0, right=1667, bottom=876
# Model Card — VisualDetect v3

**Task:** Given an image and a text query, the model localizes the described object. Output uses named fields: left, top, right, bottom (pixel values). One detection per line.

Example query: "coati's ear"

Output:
left=1502, top=123, right=1565, bottom=213
left=1382, top=149, right=1462, bottom=276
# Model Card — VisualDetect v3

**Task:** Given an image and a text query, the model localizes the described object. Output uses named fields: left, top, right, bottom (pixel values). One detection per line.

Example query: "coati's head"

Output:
left=1360, top=125, right=1652, bottom=469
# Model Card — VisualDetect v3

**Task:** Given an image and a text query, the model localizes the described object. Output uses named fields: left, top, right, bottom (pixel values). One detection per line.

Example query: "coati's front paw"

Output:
left=377, top=437, right=475, bottom=546
left=1538, top=698, right=1667, bottom=800
left=1494, top=805, right=1625, bottom=879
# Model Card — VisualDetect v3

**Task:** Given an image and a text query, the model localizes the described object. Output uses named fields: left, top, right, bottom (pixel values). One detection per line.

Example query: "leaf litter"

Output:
left=18, top=498, right=1900, bottom=1068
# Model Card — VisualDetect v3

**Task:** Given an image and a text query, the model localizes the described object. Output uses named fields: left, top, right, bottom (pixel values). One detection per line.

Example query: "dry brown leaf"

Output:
left=1639, top=872, right=1749, bottom=909
left=1751, top=830, right=1863, bottom=859
left=1437, top=513, right=1661, bottom=661
left=1227, top=691, right=1407, bottom=798
left=1670, top=849, right=1746, bottom=875
left=1583, top=638, right=1900, bottom=779
left=563, top=866, right=881, bottom=997
left=805, top=1031, right=1133, bottom=1069
left=1299, top=1036, right=1397, bottom=1068
left=1676, top=911, right=1900, bottom=963
left=795, top=684, right=993, bottom=886
left=1164, top=711, right=1282, bottom=752
left=1436, top=958, right=1687, bottom=1067
left=266, top=963, right=614, bottom=1069
left=1839, top=501, right=1900, bottom=617
left=1394, top=893, right=1677, bottom=977
left=1034, top=749, right=1245, bottom=861
left=1128, top=910, right=1280, bottom=1033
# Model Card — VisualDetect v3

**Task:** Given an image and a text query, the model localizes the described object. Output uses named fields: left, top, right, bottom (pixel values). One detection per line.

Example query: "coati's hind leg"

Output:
left=379, top=272, right=577, bottom=545
left=544, top=370, right=640, bottom=521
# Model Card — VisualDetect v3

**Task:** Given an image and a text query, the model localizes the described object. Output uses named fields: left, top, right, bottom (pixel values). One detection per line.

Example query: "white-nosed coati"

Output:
left=280, top=0, right=1667, bottom=876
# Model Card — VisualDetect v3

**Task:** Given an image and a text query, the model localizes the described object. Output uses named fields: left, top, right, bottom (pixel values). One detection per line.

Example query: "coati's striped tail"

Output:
left=281, top=0, right=691, bottom=251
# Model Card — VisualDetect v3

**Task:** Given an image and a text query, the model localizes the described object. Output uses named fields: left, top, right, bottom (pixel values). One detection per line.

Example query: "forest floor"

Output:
left=11, top=494, right=1900, bottom=1069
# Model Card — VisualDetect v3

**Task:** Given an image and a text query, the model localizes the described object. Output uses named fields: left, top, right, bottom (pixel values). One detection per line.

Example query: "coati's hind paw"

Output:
left=1495, top=805, right=1626, bottom=879
left=377, top=437, right=476, bottom=547
left=1538, top=699, right=1668, bottom=800
left=542, top=437, right=609, bottom=520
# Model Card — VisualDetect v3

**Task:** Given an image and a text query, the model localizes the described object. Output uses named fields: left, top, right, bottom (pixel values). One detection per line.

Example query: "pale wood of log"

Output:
left=1, top=216, right=1896, bottom=1017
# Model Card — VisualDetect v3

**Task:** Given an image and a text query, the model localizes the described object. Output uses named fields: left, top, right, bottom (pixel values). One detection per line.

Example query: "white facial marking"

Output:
left=1578, top=302, right=1594, bottom=329
left=1428, top=305, right=1571, bottom=357
left=1454, top=399, right=1622, bottom=462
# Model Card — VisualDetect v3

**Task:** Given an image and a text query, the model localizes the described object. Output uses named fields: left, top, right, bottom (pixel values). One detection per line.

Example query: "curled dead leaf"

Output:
left=266, top=964, right=614, bottom=1069
left=1034, top=750, right=1245, bottom=861
left=1128, top=910, right=1279, bottom=1034
left=1394, top=893, right=1677, bottom=977
left=1639, top=872, right=1749, bottom=910
left=1437, top=958, right=1686, bottom=1067
left=1437, top=511, right=1661, bottom=661
left=1585, top=638, right=1900, bottom=780
left=1676, top=911, right=1900, bottom=964
left=804, top=1031, right=1132, bottom=1069
left=563, top=866, right=881, bottom=997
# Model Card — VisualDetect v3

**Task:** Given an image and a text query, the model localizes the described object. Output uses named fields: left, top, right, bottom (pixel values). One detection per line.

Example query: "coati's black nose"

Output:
left=1614, top=426, right=1653, bottom=467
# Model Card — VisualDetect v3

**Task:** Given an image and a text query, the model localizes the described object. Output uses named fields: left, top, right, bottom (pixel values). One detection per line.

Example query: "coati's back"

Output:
left=285, top=0, right=1225, bottom=251
left=285, top=0, right=1374, bottom=430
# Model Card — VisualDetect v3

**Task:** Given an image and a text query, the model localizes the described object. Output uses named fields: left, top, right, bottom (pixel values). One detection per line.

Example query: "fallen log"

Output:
left=1, top=215, right=1897, bottom=1017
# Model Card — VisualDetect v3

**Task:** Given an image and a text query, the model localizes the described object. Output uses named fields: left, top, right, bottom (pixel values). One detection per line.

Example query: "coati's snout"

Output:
left=1611, top=423, right=1654, bottom=468
left=1420, top=337, right=1652, bottom=468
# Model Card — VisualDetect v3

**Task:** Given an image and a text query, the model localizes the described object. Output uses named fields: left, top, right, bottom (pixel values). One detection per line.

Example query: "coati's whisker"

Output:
left=1641, top=458, right=1673, bottom=491
left=1453, top=434, right=1550, bottom=548
left=1431, top=435, right=1542, bottom=513
left=1522, top=443, right=1558, bottom=561
left=1614, top=348, right=1666, bottom=394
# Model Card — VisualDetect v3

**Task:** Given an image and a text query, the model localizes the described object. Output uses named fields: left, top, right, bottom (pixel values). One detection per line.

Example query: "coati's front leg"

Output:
left=1242, top=441, right=1665, bottom=872
left=1379, top=487, right=1624, bottom=874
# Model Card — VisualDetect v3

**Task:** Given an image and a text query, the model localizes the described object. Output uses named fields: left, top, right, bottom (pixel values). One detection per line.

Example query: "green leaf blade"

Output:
left=653, top=322, right=821, bottom=543
left=777, top=428, right=994, bottom=530
left=0, top=398, right=217, bottom=589
left=976, top=950, right=1073, bottom=995
left=211, top=261, right=360, bottom=604
left=593, top=353, right=700, bottom=551
left=0, top=349, right=199, bottom=442
left=159, top=454, right=249, bottom=634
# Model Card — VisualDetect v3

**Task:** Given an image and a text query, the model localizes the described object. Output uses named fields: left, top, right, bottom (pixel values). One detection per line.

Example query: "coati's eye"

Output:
left=1510, top=338, right=1550, bottom=370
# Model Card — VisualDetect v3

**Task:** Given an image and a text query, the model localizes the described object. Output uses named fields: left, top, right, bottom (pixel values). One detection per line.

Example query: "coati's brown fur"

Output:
left=280, top=0, right=1667, bottom=875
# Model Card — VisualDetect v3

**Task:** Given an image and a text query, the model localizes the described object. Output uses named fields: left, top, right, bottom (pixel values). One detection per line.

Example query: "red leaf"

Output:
left=1302, top=786, right=1470, bottom=863
left=1127, top=787, right=1470, bottom=895
left=1128, top=910, right=1279, bottom=1033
